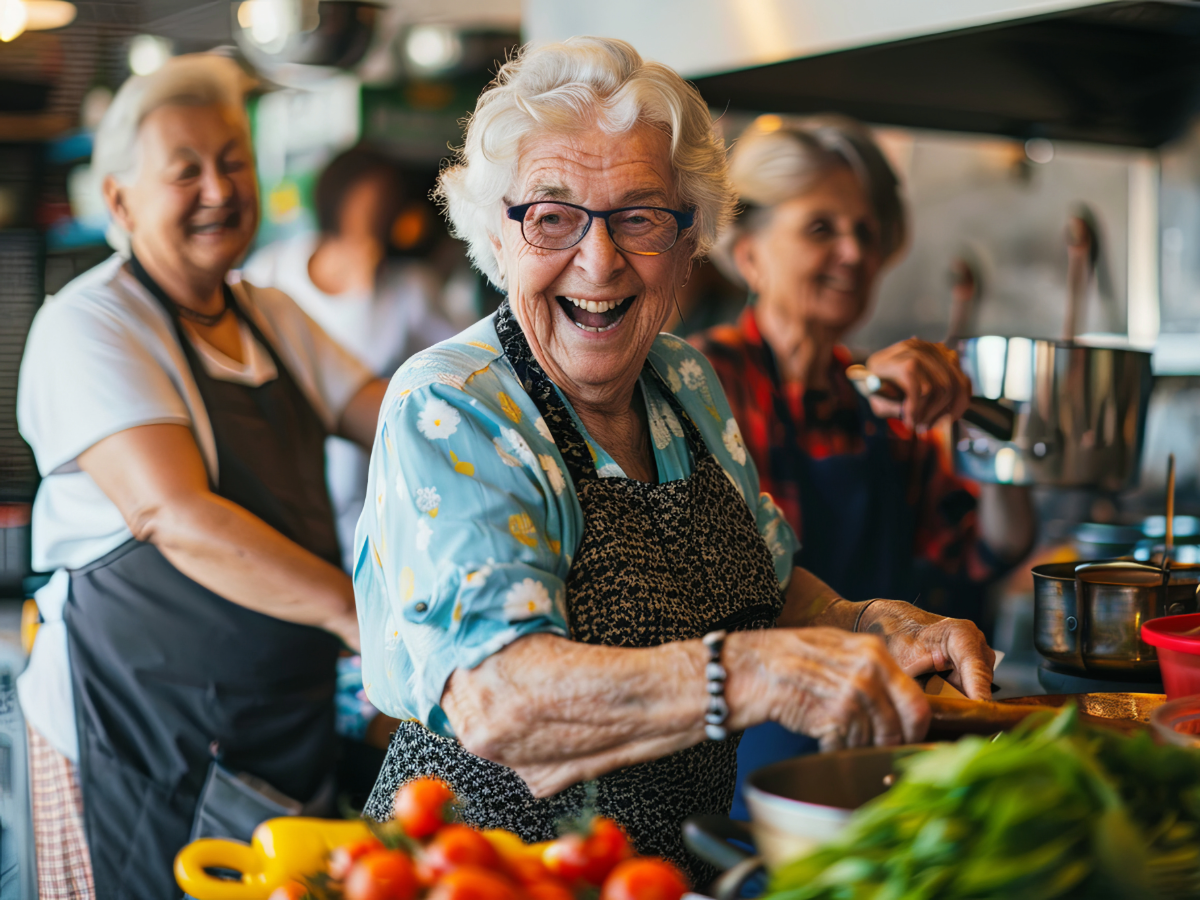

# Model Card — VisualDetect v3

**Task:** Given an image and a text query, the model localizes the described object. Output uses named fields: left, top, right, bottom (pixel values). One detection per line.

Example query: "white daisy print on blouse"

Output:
left=417, top=398, right=460, bottom=440
left=597, top=462, right=626, bottom=479
left=503, top=577, right=553, bottom=621
left=647, top=396, right=685, bottom=450
left=539, top=454, right=566, bottom=495
left=666, top=365, right=683, bottom=394
left=494, top=437, right=522, bottom=468
left=502, top=426, right=537, bottom=468
left=534, top=417, right=554, bottom=444
left=414, top=518, right=433, bottom=552
left=463, top=563, right=493, bottom=590
left=415, top=486, right=441, bottom=518
left=723, top=417, right=748, bottom=465
left=679, top=358, right=705, bottom=391
left=762, top=517, right=788, bottom=560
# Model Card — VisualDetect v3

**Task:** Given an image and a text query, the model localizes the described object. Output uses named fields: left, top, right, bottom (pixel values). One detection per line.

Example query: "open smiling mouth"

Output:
left=186, top=210, right=241, bottom=236
left=556, top=295, right=635, bottom=334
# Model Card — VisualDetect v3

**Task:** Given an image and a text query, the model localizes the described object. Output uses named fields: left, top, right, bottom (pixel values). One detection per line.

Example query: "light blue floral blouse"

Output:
left=353, top=313, right=798, bottom=736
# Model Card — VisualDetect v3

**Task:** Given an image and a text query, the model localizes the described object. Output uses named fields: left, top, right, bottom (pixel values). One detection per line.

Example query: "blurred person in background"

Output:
left=17, top=55, right=388, bottom=897
left=691, top=116, right=1036, bottom=818
left=243, top=144, right=455, bottom=572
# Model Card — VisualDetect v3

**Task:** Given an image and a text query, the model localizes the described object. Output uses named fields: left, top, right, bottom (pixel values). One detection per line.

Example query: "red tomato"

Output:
left=426, top=866, right=521, bottom=900
left=420, top=824, right=502, bottom=881
left=600, top=858, right=688, bottom=900
left=544, top=818, right=633, bottom=885
left=329, top=837, right=386, bottom=880
left=393, top=777, right=455, bottom=839
left=504, top=854, right=553, bottom=886
left=523, top=879, right=576, bottom=900
left=345, top=849, right=420, bottom=900
left=542, top=834, right=590, bottom=883
left=268, top=883, right=307, bottom=900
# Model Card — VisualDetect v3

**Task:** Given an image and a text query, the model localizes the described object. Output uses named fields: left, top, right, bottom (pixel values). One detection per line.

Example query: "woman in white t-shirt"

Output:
left=17, top=55, right=387, bottom=899
left=242, top=146, right=456, bottom=571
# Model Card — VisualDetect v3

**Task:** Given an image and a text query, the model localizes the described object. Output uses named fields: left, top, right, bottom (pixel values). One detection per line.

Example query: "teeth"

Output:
left=565, top=297, right=623, bottom=314
left=572, top=318, right=623, bottom=333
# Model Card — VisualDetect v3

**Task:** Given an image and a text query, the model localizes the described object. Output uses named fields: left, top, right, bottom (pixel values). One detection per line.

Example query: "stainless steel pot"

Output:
left=1033, top=560, right=1200, bottom=675
left=954, top=337, right=1153, bottom=490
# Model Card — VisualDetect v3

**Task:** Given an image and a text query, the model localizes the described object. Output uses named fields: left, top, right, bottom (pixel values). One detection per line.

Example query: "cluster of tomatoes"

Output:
left=269, top=778, right=690, bottom=900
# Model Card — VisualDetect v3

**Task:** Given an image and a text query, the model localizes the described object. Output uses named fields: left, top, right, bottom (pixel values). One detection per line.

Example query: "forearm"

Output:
left=977, top=483, right=1036, bottom=564
left=777, top=565, right=867, bottom=630
left=338, top=378, right=388, bottom=448
left=147, top=492, right=358, bottom=642
left=444, top=634, right=715, bottom=794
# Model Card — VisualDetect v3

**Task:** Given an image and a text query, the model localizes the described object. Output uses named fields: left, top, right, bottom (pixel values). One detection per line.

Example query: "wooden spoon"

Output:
left=926, top=694, right=1145, bottom=739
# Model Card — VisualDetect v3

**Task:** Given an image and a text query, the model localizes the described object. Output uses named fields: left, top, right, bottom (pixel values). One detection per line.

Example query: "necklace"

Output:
left=172, top=292, right=229, bottom=327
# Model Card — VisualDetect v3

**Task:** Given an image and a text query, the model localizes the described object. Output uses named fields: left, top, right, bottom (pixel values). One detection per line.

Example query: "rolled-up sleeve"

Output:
left=354, top=379, right=571, bottom=735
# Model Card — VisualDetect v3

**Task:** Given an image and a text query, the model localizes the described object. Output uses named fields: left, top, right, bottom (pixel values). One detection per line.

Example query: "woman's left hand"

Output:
left=858, top=600, right=996, bottom=700
left=863, top=339, right=972, bottom=431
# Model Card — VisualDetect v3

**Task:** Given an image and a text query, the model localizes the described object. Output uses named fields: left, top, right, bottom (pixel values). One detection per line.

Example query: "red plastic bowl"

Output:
left=1142, top=613, right=1200, bottom=699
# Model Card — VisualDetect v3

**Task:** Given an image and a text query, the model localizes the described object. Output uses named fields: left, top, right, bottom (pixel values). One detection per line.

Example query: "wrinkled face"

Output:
left=109, top=102, right=258, bottom=279
left=493, top=124, right=692, bottom=402
left=735, top=166, right=884, bottom=333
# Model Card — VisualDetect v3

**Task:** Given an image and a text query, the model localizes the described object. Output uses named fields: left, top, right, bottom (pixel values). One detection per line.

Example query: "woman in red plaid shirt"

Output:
left=691, top=117, right=1035, bottom=815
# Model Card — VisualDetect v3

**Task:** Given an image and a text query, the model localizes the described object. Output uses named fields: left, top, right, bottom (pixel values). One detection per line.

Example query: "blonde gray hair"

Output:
left=714, top=116, right=907, bottom=285
left=435, top=36, right=735, bottom=288
left=93, top=53, right=255, bottom=255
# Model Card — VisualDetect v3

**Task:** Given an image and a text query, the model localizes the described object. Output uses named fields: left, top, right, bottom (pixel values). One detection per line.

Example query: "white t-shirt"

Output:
left=17, top=253, right=373, bottom=760
left=242, top=234, right=456, bottom=570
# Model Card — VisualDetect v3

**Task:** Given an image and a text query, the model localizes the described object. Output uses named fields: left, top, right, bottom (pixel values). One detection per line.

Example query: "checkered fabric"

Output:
left=28, top=725, right=96, bottom=900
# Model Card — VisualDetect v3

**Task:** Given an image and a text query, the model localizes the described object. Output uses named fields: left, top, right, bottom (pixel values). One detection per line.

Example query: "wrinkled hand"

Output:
left=859, top=600, right=996, bottom=700
left=727, top=628, right=931, bottom=752
left=863, top=338, right=972, bottom=431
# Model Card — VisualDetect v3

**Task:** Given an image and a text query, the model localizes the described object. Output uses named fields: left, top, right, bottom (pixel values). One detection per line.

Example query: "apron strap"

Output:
left=494, top=299, right=709, bottom=485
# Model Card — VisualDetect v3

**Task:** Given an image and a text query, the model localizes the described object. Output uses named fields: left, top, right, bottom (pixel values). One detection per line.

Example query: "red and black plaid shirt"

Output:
left=691, top=308, right=1000, bottom=586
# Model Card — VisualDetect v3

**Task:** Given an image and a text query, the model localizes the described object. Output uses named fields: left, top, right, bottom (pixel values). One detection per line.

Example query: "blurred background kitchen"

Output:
left=1, top=0, right=1199, bottom=893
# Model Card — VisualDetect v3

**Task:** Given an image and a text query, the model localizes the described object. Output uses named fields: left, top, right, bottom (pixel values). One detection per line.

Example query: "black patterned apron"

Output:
left=365, top=302, right=784, bottom=883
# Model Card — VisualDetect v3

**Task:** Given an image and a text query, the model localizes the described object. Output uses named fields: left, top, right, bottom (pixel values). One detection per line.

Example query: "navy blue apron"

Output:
left=65, top=258, right=342, bottom=898
left=732, top=341, right=917, bottom=820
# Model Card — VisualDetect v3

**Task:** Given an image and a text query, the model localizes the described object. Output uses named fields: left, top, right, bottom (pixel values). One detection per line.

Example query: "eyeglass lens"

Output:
left=520, top=203, right=680, bottom=254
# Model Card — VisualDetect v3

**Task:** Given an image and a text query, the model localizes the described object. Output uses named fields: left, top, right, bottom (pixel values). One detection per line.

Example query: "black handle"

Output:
left=683, top=816, right=766, bottom=900
left=682, top=815, right=754, bottom=870
left=962, top=397, right=1016, bottom=442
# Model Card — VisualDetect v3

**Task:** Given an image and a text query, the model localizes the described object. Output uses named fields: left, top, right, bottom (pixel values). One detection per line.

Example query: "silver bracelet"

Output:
left=702, top=630, right=729, bottom=741
left=853, top=599, right=881, bottom=633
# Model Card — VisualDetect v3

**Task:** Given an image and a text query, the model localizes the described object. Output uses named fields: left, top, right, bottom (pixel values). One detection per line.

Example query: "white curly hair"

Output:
left=434, top=36, right=735, bottom=289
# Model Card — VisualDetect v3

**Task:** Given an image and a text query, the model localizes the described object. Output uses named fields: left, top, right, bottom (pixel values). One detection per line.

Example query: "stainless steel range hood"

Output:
left=525, top=0, right=1200, bottom=148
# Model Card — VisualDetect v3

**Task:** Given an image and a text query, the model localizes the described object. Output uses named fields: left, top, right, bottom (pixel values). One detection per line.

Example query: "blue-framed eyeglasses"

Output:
left=505, top=201, right=695, bottom=256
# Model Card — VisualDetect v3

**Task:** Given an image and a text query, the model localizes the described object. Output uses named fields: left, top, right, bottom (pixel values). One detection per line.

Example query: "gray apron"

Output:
left=65, top=257, right=342, bottom=898
left=364, top=301, right=785, bottom=884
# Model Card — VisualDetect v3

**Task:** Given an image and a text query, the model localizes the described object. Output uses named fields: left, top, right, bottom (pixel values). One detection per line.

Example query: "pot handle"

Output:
left=682, top=816, right=766, bottom=900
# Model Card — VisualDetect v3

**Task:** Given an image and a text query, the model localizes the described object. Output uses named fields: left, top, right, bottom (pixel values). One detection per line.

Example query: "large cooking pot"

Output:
left=1033, top=560, right=1200, bottom=675
left=954, top=336, right=1153, bottom=490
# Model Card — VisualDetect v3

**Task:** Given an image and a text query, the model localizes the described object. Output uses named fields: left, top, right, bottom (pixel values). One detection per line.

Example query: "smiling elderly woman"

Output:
left=18, top=55, right=387, bottom=897
left=354, top=38, right=995, bottom=879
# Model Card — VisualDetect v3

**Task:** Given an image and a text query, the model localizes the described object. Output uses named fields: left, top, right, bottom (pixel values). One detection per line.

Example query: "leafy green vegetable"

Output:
left=764, top=707, right=1200, bottom=900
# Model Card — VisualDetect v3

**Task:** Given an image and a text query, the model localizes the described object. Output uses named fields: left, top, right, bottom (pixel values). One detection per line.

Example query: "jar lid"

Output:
left=1142, top=614, right=1200, bottom=654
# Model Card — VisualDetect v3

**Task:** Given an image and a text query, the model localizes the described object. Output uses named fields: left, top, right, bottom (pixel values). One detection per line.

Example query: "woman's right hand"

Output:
left=725, top=628, right=931, bottom=750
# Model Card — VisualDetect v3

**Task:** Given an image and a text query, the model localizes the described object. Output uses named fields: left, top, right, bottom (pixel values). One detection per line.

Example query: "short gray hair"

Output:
left=713, top=116, right=907, bottom=285
left=435, top=36, right=735, bottom=289
left=93, top=53, right=255, bottom=255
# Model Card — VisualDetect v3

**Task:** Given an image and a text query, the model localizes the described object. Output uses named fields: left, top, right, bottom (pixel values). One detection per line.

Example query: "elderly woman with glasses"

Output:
left=354, top=37, right=994, bottom=881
